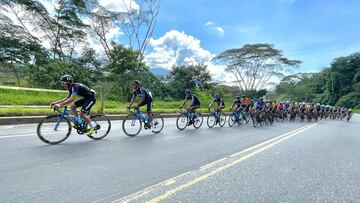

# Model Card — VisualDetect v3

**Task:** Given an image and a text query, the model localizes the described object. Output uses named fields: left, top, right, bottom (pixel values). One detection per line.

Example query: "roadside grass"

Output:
left=0, top=87, right=214, bottom=116
left=354, top=109, right=360, bottom=114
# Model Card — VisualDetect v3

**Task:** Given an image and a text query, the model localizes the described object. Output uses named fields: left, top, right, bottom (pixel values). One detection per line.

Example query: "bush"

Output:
left=335, top=92, right=360, bottom=108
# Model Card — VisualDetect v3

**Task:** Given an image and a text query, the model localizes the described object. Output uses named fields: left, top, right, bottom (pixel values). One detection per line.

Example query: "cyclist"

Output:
left=50, top=75, right=96, bottom=136
left=127, top=80, right=153, bottom=129
left=180, top=89, right=201, bottom=125
left=230, top=96, right=242, bottom=111
left=208, top=93, right=225, bottom=124
left=347, top=109, right=353, bottom=121
left=241, top=95, right=251, bottom=111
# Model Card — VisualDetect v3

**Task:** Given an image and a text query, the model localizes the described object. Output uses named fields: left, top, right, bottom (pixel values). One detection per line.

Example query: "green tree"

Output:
left=0, top=13, right=45, bottom=86
left=168, top=64, right=212, bottom=99
left=106, top=44, right=147, bottom=101
left=213, top=44, right=301, bottom=91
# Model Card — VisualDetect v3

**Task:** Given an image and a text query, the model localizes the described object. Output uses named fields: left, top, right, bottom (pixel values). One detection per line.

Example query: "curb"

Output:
left=0, top=113, right=221, bottom=125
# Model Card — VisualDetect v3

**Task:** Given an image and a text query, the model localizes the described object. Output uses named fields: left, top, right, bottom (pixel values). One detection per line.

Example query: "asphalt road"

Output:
left=0, top=115, right=359, bottom=202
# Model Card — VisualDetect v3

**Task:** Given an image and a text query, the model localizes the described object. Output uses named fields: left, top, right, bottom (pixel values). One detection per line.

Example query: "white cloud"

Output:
left=215, top=27, right=224, bottom=35
left=145, top=30, right=212, bottom=69
left=204, top=21, right=225, bottom=36
left=145, top=30, right=235, bottom=84
left=98, top=0, right=139, bottom=12
left=205, top=21, right=215, bottom=27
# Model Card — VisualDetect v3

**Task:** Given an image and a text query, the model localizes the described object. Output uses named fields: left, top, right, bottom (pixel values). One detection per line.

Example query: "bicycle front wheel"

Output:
left=176, top=113, right=188, bottom=131
left=207, top=114, right=216, bottom=128
left=88, top=115, right=111, bottom=140
left=37, top=115, right=71, bottom=144
left=122, top=116, right=142, bottom=137
left=228, top=114, right=237, bottom=127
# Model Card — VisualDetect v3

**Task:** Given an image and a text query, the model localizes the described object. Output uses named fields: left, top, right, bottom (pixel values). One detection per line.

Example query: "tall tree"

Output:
left=2, top=0, right=91, bottom=59
left=106, top=43, right=147, bottom=101
left=213, top=44, right=301, bottom=91
left=116, top=0, right=160, bottom=62
left=0, top=12, right=44, bottom=86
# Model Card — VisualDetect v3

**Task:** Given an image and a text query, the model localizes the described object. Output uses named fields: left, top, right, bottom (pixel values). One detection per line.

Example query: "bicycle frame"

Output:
left=54, top=107, right=73, bottom=130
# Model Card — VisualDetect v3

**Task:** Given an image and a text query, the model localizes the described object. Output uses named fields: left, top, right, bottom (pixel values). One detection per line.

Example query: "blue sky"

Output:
left=148, top=0, right=360, bottom=73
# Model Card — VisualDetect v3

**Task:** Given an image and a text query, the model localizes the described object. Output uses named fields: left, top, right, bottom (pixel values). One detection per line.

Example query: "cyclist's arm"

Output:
left=128, top=95, right=136, bottom=108
left=208, top=101, right=214, bottom=109
left=230, top=102, right=235, bottom=110
left=218, top=102, right=225, bottom=110
left=137, top=95, right=145, bottom=107
left=51, top=95, right=70, bottom=105
left=180, top=98, right=187, bottom=108
left=58, top=95, right=76, bottom=107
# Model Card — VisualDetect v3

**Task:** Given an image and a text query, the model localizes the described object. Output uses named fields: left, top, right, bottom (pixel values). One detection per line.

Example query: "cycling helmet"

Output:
left=242, top=95, right=246, bottom=98
left=132, top=80, right=141, bottom=86
left=60, top=75, right=73, bottom=83
left=214, top=93, right=220, bottom=98
left=185, top=89, right=192, bottom=94
left=235, top=96, right=240, bottom=100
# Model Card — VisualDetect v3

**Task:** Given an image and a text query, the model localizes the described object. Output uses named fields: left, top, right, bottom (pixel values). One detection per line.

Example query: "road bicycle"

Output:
left=206, top=108, right=226, bottom=128
left=228, top=109, right=250, bottom=127
left=176, top=108, right=203, bottom=130
left=122, top=107, right=164, bottom=137
left=37, top=106, right=111, bottom=144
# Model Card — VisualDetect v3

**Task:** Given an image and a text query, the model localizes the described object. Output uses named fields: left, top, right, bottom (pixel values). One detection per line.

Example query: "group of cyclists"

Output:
left=50, top=75, right=354, bottom=136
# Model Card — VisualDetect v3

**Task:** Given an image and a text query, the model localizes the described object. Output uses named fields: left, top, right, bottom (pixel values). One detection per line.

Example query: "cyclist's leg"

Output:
left=72, top=98, right=86, bottom=117
left=79, top=97, right=96, bottom=129
left=146, top=102, right=154, bottom=124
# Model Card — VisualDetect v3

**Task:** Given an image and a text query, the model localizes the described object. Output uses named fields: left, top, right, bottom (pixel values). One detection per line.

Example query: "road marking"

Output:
left=228, top=123, right=313, bottom=158
left=199, top=157, right=228, bottom=171
left=114, top=122, right=318, bottom=203
left=113, top=171, right=192, bottom=203
left=0, top=134, right=36, bottom=139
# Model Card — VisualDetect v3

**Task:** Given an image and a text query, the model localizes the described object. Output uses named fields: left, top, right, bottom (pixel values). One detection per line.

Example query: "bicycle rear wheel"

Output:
left=219, top=113, right=226, bottom=127
left=37, top=115, right=71, bottom=144
left=122, top=116, right=142, bottom=137
left=152, top=115, right=164, bottom=134
left=193, top=112, right=203, bottom=129
left=88, top=115, right=111, bottom=140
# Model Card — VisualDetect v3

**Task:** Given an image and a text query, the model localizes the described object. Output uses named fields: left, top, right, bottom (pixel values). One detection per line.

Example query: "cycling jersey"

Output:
left=69, top=83, right=96, bottom=113
left=186, top=94, right=201, bottom=108
left=256, top=101, right=266, bottom=109
left=69, top=83, right=95, bottom=98
left=241, top=97, right=251, bottom=105
left=133, top=87, right=153, bottom=112
left=316, top=105, right=321, bottom=111
left=233, top=99, right=242, bottom=108
left=213, top=98, right=225, bottom=108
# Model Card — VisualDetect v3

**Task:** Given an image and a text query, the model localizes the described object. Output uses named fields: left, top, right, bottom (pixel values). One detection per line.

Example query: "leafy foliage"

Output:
left=273, top=52, right=360, bottom=108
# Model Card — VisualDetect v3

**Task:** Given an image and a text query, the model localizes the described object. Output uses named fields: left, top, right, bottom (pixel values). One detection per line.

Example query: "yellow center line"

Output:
left=113, top=122, right=318, bottom=203
left=147, top=122, right=318, bottom=203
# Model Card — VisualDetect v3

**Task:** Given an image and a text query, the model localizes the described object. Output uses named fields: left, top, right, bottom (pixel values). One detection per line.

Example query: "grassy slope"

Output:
left=0, top=88, right=211, bottom=116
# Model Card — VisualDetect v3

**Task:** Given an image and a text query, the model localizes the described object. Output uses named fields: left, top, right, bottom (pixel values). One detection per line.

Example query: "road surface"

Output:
left=0, top=115, right=359, bottom=202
